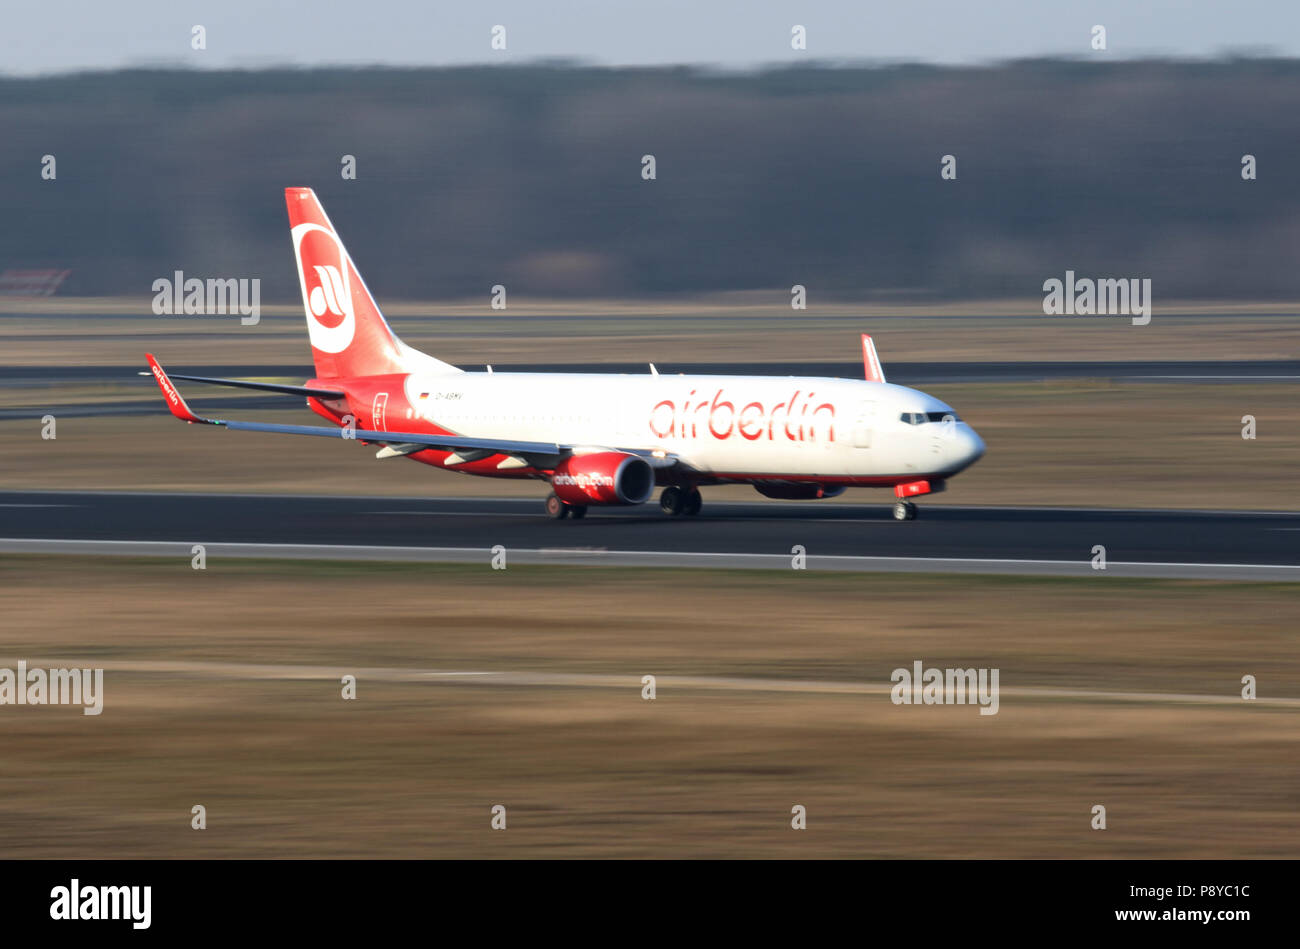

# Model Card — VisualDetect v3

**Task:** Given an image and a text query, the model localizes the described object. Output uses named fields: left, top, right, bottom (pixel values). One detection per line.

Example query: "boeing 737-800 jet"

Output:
left=146, top=187, right=985, bottom=520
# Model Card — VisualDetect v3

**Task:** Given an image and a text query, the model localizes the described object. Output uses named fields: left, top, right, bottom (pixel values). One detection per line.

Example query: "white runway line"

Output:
left=3, top=537, right=1300, bottom=580
left=7, top=657, right=1297, bottom=708
left=1139, top=374, right=1300, bottom=380
left=362, top=510, right=537, bottom=517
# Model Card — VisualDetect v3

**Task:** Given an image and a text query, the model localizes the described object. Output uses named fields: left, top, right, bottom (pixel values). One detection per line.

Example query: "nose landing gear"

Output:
left=893, top=501, right=918, bottom=521
left=893, top=479, right=940, bottom=521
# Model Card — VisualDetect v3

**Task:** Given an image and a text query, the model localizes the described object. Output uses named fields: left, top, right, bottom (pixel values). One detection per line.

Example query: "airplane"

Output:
left=145, top=187, right=985, bottom=521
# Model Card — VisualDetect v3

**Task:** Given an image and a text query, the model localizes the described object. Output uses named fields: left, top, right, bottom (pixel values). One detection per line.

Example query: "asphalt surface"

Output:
left=2, top=491, right=1298, bottom=578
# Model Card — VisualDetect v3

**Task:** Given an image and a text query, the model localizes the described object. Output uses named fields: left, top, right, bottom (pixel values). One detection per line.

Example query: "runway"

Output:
left=3, top=490, right=1298, bottom=579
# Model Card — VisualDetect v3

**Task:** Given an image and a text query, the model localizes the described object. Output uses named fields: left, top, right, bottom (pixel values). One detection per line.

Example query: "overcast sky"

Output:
left=2, top=0, right=1294, bottom=75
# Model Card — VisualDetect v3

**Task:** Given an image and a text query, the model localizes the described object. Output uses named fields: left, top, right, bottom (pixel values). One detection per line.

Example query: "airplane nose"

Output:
left=941, top=425, right=984, bottom=472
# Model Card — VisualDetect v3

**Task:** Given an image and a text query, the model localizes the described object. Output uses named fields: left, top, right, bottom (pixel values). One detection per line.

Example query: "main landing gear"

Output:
left=893, top=501, right=918, bottom=521
left=660, top=486, right=702, bottom=517
left=545, top=492, right=587, bottom=520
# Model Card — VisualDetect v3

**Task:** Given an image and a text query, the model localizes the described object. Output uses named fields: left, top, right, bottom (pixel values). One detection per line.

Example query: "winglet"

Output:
left=861, top=334, right=886, bottom=384
left=145, top=353, right=209, bottom=424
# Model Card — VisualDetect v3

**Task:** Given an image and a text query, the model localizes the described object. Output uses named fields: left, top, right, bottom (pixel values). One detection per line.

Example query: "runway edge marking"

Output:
left=2, top=537, right=1300, bottom=580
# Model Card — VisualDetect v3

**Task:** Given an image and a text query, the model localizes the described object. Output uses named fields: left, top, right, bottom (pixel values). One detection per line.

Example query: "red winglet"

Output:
left=861, top=334, right=886, bottom=384
left=145, top=353, right=207, bottom=424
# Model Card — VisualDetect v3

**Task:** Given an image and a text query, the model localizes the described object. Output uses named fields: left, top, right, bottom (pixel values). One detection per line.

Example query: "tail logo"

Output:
left=309, top=265, right=347, bottom=323
left=291, top=223, right=356, bottom=354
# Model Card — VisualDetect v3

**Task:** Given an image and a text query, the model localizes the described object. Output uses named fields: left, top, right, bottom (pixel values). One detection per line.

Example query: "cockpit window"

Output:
left=900, top=411, right=960, bottom=425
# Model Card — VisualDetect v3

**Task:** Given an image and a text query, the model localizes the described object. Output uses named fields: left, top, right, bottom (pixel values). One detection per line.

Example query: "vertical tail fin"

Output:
left=861, top=333, right=886, bottom=384
left=285, top=187, right=459, bottom=379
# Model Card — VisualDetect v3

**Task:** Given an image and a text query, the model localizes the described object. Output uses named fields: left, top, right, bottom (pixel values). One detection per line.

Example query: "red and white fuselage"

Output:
left=148, top=188, right=984, bottom=517
left=306, top=370, right=984, bottom=488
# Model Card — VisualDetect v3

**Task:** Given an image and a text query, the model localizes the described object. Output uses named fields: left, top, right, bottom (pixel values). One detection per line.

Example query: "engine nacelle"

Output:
left=551, top=451, right=655, bottom=506
left=753, top=482, right=847, bottom=501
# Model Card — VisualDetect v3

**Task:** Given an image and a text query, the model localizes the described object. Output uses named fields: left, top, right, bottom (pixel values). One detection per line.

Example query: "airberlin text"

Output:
left=650, top=389, right=835, bottom=442
left=553, top=472, right=615, bottom=489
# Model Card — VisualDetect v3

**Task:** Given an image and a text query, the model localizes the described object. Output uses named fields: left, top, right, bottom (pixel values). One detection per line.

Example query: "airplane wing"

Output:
left=136, top=369, right=345, bottom=399
left=145, top=354, right=681, bottom=470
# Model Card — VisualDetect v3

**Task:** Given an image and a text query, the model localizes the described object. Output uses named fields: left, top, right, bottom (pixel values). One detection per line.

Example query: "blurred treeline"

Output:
left=2, top=59, right=1299, bottom=301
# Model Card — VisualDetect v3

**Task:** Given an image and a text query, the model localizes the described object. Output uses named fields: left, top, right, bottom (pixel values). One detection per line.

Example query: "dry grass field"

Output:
left=0, top=557, right=1296, bottom=858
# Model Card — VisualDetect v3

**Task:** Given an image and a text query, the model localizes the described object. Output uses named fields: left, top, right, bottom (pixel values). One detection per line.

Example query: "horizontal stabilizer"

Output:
left=138, top=368, right=344, bottom=399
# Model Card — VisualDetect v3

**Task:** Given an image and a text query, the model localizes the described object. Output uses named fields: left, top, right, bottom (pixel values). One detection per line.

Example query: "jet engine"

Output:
left=551, top=451, right=655, bottom=506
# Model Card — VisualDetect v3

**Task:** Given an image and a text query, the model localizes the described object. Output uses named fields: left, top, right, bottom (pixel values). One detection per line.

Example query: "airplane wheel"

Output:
left=545, top=493, right=569, bottom=519
left=893, top=501, right=918, bottom=521
left=660, top=486, right=684, bottom=516
left=570, top=505, right=587, bottom=519
left=682, top=488, right=702, bottom=516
